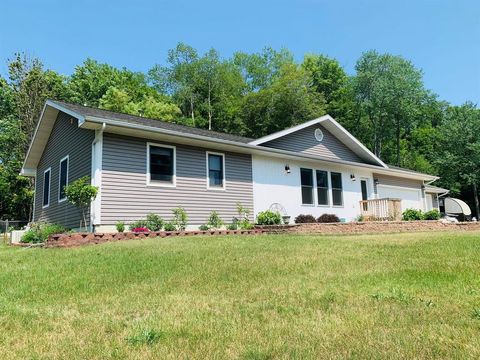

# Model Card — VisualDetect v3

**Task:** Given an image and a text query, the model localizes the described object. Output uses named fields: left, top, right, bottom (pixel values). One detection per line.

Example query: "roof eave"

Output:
left=83, top=116, right=436, bottom=181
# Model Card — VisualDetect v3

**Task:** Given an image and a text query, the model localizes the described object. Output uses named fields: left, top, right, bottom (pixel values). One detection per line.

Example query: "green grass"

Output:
left=1, top=231, right=480, bottom=359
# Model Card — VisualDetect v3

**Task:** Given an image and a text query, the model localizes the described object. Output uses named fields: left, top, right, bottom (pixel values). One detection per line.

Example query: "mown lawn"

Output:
left=1, top=231, right=480, bottom=359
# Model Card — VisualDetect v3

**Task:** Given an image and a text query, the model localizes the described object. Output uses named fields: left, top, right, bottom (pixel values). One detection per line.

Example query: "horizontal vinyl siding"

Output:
left=101, top=133, right=253, bottom=225
left=373, top=173, right=423, bottom=190
left=262, top=124, right=364, bottom=163
left=34, top=112, right=95, bottom=228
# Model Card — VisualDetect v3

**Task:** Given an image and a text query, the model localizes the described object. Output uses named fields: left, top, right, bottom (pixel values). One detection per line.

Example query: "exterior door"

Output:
left=360, top=179, right=368, bottom=201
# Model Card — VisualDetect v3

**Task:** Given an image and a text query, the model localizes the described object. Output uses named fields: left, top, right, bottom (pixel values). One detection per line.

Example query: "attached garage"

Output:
left=377, top=185, right=423, bottom=211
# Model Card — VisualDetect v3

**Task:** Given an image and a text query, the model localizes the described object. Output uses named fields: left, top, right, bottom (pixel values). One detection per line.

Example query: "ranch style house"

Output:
left=21, top=100, right=448, bottom=231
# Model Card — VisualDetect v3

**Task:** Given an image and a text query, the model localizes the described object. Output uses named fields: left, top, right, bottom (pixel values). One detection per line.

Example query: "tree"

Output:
left=352, top=51, right=428, bottom=165
left=436, top=103, right=480, bottom=218
left=149, top=43, right=200, bottom=123
left=241, top=63, right=326, bottom=137
left=233, top=47, right=294, bottom=91
left=64, top=176, right=98, bottom=231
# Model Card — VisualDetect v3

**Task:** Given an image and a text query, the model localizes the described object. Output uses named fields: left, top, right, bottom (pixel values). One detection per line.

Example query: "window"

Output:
left=207, top=152, right=225, bottom=189
left=300, top=168, right=314, bottom=205
left=43, top=168, right=51, bottom=208
left=316, top=170, right=329, bottom=205
left=148, top=143, right=175, bottom=186
left=58, top=156, right=69, bottom=202
left=331, top=172, right=343, bottom=206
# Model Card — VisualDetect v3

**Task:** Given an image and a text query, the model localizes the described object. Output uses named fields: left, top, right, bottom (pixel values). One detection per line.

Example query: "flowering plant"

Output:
left=132, top=227, right=149, bottom=233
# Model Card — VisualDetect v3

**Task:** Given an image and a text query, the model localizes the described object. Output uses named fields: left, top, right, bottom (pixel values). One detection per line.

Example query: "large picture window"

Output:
left=43, top=168, right=51, bottom=208
left=148, top=144, right=175, bottom=186
left=58, top=156, right=69, bottom=202
left=207, top=152, right=225, bottom=189
left=300, top=168, right=314, bottom=205
left=331, top=172, right=343, bottom=206
left=316, top=170, right=329, bottom=205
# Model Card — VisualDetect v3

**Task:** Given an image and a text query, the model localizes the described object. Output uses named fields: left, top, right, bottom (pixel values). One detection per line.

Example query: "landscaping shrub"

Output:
left=132, top=227, right=149, bottom=233
left=198, top=224, right=210, bottom=231
left=116, top=221, right=125, bottom=233
left=172, top=207, right=188, bottom=230
left=226, top=223, right=237, bottom=230
left=402, top=208, right=424, bottom=221
left=164, top=222, right=176, bottom=231
left=129, top=220, right=149, bottom=231
left=146, top=213, right=164, bottom=231
left=423, top=209, right=441, bottom=220
left=21, top=223, right=66, bottom=243
left=294, top=214, right=316, bottom=223
left=207, top=211, right=224, bottom=229
left=256, top=210, right=282, bottom=225
left=317, top=214, right=340, bottom=223
left=235, top=202, right=253, bottom=229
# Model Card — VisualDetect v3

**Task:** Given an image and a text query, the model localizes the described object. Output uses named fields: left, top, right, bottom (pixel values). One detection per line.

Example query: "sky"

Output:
left=1, top=0, right=479, bottom=105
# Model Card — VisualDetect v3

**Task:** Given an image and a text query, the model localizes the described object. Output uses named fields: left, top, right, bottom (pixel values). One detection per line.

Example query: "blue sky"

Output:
left=1, top=0, right=479, bottom=104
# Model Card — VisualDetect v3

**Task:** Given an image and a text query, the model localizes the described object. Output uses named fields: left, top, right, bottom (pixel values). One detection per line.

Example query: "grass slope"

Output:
left=1, top=232, right=479, bottom=359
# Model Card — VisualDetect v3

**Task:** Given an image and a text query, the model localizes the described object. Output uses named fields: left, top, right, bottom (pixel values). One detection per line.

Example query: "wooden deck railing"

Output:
left=359, top=198, right=402, bottom=221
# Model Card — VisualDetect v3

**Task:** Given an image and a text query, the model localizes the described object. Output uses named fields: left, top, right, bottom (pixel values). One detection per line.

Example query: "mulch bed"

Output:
left=45, top=229, right=264, bottom=248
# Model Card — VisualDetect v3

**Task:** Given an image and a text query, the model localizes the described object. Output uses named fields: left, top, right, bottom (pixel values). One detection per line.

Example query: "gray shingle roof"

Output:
left=387, top=164, right=437, bottom=177
left=51, top=100, right=255, bottom=144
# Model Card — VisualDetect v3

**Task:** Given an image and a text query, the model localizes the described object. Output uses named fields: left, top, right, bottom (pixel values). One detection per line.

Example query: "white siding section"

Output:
left=377, top=185, right=424, bottom=212
left=252, top=155, right=375, bottom=222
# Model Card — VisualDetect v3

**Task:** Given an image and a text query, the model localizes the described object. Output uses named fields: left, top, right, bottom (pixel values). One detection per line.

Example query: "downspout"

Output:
left=90, top=123, right=106, bottom=232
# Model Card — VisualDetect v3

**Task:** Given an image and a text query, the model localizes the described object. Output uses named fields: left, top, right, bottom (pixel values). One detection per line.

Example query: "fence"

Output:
left=1, top=220, right=28, bottom=243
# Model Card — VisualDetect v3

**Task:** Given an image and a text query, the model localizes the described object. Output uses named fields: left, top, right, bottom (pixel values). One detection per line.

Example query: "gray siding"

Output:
left=34, top=111, right=95, bottom=228
left=373, top=173, right=423, bottom=194
left=101, top=133, right=254, bottom=225
left=262, top=124, right=364, bottom=163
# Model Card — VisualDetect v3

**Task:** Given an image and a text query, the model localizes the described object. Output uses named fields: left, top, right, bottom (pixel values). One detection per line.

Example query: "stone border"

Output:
left=45, top=229, right=263, bottom=248
left=258, top=221, right=480, bottom=235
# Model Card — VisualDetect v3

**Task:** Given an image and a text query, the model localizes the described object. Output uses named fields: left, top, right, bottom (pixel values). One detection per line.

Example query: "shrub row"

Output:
left=21, top=223, right=67, bottom=243
left=294, top=213, right=340, bottom=224
left=402, top=208, right=440, bottom=221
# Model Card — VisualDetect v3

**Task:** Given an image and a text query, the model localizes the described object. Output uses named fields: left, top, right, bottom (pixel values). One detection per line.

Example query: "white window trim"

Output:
left=146, top=142, right=176, bottom=187
left=206, top=151, right=226, bottom=190
left=42, top=167, right=51, bottom=208
left=315, top=169, right=330, bottom=207
left=58, top=155, right=69, bottom=203
left=300, top=168, right=315, bottom=205
left=330, top=171, right=344, bottom=207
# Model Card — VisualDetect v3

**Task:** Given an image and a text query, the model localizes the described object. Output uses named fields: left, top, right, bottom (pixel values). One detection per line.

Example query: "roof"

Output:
left=424, top=184, right=449, bottom=194
left=51, top=100, right=254, bottom=144
left=249, top=116, right=388, bottom=168
left=20, top=100, right=439, bottom=183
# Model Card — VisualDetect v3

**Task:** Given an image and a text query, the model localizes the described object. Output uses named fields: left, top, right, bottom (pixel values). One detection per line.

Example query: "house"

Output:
left=21, top=100, right=449, bottom=231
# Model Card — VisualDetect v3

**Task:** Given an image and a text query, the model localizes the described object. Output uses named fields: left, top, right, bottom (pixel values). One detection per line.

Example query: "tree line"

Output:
left=0, top=44, right=479, bottom=221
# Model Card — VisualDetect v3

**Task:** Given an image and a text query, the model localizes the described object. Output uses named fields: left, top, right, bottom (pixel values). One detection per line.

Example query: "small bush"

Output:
left=199, top=224, right=210, bottom=231
left=129, top=220, right=148, bottom=231
left=317, top=214, right=340, bottom=223
left=402, top=208, right=423, bottom=221
left=172, top=207, right=188, bottom=231
left=132, top=227, right=149, bottom=233
left=294, top=214, right=316, bottom=224
left=423, top=209, right=440, bottom=220
left=21, top=223, right=66, bottom=243
left=146, top=213, right=164, bottom=231
left=116, top=221, right=125, bottom=233
left=256, top=210, right=282, bottom=225
left=207, top=211, right=224, bottom=229
left=164, top=222, right=176, bottom=231
left=226, top=223, right=237, bottom=230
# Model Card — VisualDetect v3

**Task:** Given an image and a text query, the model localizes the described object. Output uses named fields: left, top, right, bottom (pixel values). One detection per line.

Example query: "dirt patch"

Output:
left=45, top=229, right=264, bottom=248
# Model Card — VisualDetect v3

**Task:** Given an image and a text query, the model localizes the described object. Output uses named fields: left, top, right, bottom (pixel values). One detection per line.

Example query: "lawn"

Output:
left=1, top=232, right=480, bottom=359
